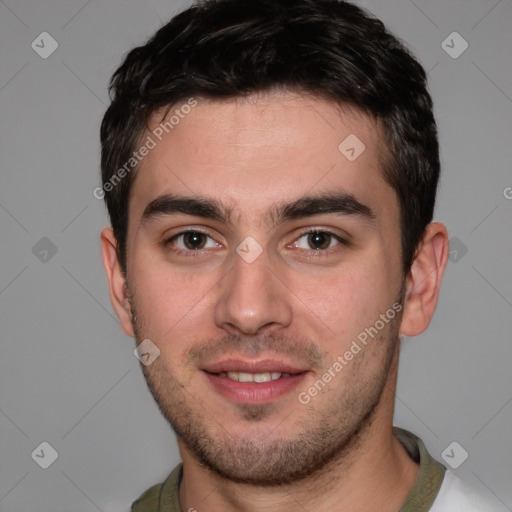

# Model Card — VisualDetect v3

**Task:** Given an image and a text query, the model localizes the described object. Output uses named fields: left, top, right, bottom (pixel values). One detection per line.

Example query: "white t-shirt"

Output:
left=430, top=470, right=509, bottom=512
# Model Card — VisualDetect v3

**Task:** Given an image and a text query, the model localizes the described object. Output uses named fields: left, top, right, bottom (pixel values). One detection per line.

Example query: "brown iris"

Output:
left=183, top=232, right=208, bottom=250
left=307, top=232, right=332, bottom=250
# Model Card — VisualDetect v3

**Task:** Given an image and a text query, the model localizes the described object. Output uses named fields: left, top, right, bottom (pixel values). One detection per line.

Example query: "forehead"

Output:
left=129, top=92, right=394, bottom=225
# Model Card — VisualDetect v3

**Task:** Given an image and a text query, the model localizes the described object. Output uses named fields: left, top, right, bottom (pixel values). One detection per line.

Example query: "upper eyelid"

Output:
left=291, top=227, right=350, bottom=246
left=167, top=227, right=345, bottom=239
left=295, top=227, right=347, bottom=238
left=169, top=228, right=212, bottom=238
left=291, top=230, right=347, bottom=250
left=165, top=231, right=219, bottom=254
left=165, top=227, right=216, bottom=242
left=167, top=230, right=218, bottom=247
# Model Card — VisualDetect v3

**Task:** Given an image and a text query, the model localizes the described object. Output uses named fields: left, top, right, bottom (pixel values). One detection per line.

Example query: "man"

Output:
left=99, top=0, right=506, bottom=510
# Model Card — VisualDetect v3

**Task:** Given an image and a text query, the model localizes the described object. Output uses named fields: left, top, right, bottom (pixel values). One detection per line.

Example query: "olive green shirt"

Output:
left=132, top=428, right=446, bottom=512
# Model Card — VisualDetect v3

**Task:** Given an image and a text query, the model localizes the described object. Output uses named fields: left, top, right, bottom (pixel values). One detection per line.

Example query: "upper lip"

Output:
left=202, top=358, right=309, bottom=375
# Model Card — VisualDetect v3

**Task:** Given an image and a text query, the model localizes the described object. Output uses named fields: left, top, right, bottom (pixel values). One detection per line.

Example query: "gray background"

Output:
left=0, top=0, right=511, bottom=510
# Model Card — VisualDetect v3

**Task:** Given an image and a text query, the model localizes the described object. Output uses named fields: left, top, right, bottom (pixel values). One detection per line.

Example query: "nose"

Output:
left=214, top=250, right=293, bottom=336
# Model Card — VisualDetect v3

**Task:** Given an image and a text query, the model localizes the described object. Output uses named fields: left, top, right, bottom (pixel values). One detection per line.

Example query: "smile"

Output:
left=202, top=360, right=309, bottom=405
left=217, top=371, right=291, bottom=382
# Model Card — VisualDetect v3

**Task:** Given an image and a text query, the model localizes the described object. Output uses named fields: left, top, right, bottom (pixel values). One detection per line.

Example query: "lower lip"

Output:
left=203, top=372, right=307, bottom=404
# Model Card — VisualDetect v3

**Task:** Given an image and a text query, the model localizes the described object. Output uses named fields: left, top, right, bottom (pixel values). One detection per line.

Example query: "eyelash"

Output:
left=292, top=229, right=348, bottom=256
left=164, top=229, right=348, bottom=257
left=164, top=229, right=218, bottom=258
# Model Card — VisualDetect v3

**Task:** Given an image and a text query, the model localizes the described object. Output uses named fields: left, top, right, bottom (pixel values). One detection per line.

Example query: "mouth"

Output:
left=214, top=371, right=293, bottom=382
left=202, top=359, right=309, bottom=405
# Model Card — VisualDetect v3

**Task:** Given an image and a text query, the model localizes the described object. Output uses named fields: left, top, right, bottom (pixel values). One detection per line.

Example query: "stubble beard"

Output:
left=129, top=292, right=402, bottom=487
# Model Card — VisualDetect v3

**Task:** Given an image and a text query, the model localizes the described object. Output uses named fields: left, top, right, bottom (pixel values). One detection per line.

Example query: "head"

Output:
left=100, top=0, right=449, bottom=486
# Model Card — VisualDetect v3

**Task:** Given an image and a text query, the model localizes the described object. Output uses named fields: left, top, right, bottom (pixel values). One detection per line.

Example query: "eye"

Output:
left=168, top=231, right=219, bottom=251
left=293, top=230, right=345, bottom=251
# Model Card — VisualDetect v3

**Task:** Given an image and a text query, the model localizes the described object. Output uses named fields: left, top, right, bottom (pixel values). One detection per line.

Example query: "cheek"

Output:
left=288, top=270, right=372, bottom=336
left=129, top=254, right=220, bottom=346
left=287, top=261, right=397, bottom=349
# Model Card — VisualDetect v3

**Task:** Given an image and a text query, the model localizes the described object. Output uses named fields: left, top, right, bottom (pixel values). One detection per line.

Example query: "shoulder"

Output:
left=131, top=464, right=184, bottom=512
left=131, top=482, right=163, bottom=512
left=430, top=470, right=509, bottom=512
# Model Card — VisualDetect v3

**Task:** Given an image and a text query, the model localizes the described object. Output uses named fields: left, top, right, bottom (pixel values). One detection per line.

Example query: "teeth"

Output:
left=222, top=372, right=286, bottom=382
left=253, top=373, right=271, bottom=383
left=238, top=372, right=254, bottom=383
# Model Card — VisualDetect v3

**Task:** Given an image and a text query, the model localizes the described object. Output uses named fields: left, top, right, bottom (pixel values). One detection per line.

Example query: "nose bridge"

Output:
left=214, top=249, right=293, bottom=335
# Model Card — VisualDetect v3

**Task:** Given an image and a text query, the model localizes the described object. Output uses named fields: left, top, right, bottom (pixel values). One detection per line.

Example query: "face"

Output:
left=122, top=92, right=406, bottom=485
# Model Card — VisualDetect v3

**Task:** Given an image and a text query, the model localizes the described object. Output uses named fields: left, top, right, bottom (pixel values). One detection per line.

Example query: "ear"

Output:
left=100, top=227, right=135, bottom=337
left=400, top=222, right=449, bottom=336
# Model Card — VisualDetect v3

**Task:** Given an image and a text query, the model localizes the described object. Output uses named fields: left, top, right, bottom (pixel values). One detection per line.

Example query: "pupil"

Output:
left=184, top=232, right=206, bottom=250
left=308, top=232, right=330, bottom=250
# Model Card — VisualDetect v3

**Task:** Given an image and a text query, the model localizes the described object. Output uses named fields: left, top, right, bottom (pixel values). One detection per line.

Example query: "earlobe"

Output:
left=400, top=222, right=449, bottom=337
left=100, top=227, right=135, bottom=337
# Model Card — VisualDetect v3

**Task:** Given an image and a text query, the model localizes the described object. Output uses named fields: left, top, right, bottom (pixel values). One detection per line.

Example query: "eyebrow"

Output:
left=141, top=191, right=376, bottom=227
left=141, top=195, right=232, bottom=225
left=272, top=192, right=376, bottom=226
